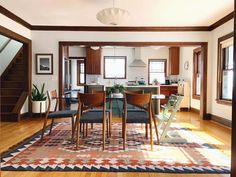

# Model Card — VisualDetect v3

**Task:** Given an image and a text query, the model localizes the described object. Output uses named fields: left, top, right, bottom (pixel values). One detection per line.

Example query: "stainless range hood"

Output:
left=129, top=47, right=146, bottom=67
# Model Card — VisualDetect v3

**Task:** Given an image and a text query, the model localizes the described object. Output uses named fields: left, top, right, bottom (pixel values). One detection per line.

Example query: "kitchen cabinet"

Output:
left=160, top=85, right=178, bottom=105
left=169, top=47, right=180, bottom=75
left=86, top=47, right=101, bottom=74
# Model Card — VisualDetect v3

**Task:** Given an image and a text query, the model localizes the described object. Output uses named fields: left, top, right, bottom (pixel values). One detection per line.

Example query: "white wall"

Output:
left=209, top=19, right=234, bottom=120
left=0, top=14, right=31, bottom=39
left=179, top=47, right=201, bottom=110
left=0, top=36, right=23, bottom=75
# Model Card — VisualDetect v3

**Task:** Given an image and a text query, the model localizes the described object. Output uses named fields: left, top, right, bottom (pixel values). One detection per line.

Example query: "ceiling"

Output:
left=0, top=0, right=234, bottom=26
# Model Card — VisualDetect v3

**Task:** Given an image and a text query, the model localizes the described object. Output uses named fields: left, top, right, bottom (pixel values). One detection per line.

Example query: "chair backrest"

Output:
left=162, top=94, right=183, bottom=118
left=78, top=92, right=106, bottom=111
left=124, top=90, right=144, bottom=94
left=45, top=90, right=58, bottom=117
left=124, top=92, right=152, bottom=110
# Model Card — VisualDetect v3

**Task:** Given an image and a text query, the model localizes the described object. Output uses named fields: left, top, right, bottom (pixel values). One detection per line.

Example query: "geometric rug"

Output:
left=1, top=122, right=230, bottom=173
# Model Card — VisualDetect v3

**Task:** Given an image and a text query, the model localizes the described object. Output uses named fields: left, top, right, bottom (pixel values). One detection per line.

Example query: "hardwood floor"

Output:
left=0, top=112, right=231, bottom=177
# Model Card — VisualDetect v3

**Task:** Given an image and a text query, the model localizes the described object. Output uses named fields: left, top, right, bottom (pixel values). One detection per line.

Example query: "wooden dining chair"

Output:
left=75, top=92, right=108, bottom=150
left=41, top=90, right=77, bottom=141
left=91, top=90, right=112, bottom=137
left=123, top=92, right=154, bottom=150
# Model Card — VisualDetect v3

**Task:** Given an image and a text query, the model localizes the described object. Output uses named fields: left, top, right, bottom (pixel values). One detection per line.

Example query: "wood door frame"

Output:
left=59, top=41, right=208, bottom=119
left=0, top=26, right=32, bottom=115
left=231, top=2, right=236, bottom=177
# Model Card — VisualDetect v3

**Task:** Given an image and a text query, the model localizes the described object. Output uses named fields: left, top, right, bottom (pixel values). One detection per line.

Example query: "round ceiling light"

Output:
left=96, top=8, right=129, bottom=25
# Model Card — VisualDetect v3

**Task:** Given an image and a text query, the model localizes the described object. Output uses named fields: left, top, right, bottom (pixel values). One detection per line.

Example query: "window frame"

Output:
left=216, top=32, right=234, bottom=105
left=77, top=59, right=86, bottom=85
left=192, top=47, right=201, bottom=100
left=103, top=56, right=127, bottom=79
left=148, top=59, right=167, bottom=85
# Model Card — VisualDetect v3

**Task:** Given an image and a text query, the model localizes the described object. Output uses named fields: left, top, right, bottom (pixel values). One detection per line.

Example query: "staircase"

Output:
left=0, top=48, right=27, bottom=121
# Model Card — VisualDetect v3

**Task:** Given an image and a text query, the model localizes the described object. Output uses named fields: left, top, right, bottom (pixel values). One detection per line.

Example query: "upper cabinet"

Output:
left=169, top=47, right=180, bottom=75
left=86, top=47, right=101, bottom=74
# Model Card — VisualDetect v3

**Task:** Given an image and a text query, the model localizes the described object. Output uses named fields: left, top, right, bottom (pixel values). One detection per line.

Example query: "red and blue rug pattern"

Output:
left=1, top=122, right=230, bottom=173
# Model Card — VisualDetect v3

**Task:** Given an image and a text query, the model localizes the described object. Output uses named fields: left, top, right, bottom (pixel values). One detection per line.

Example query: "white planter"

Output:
left=32, top=101, right=46, bottom=113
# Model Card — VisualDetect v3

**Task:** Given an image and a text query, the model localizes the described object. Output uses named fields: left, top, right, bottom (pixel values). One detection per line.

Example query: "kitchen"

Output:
left=62, top=44, right=199, bottom=113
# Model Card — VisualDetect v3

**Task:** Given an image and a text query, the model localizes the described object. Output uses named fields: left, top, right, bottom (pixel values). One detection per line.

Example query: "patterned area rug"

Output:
left=1, top=122, right=230, bottom=173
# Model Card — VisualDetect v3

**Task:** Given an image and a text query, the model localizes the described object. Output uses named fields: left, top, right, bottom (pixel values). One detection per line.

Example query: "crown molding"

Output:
left=0, top=5, right=31, bottom=29
left=0, top=5, right=234, bottom=32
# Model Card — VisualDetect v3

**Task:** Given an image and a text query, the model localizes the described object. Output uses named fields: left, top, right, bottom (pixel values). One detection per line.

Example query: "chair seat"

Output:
left=126, top=110, right=149, bottom=123
left=80, top=111, right=107, bottom=123
left=48, top=110, right=77, bottom=119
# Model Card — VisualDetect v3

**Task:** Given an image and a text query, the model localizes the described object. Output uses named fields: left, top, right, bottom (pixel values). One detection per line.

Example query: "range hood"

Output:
left=129, top=47, right=146, bottom=67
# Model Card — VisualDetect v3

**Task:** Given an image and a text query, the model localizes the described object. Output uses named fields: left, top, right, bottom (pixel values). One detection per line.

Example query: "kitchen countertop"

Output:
left=106, top=85, right=160, bottom=88
left=160, top=84, right=178, bottom=86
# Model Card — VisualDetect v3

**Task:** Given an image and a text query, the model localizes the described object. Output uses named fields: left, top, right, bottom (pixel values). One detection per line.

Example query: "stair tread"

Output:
left=1, top=103, right=15, bottom=106
left=0, top=112, right=14, bottom=115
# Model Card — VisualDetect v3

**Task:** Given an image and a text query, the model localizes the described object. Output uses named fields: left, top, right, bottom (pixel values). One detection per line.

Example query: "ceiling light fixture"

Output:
left=96, top=0, right=129, bottom=26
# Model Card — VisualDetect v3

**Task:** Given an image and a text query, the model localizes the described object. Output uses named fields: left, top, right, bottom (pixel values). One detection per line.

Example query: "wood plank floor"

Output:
left=0, top=112, right=231, bottom=177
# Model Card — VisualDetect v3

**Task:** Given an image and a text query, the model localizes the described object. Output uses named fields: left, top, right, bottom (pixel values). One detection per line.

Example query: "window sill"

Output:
left=192, top=95, right=200, bottom=100
left=216, top=99, right=232, bottom=106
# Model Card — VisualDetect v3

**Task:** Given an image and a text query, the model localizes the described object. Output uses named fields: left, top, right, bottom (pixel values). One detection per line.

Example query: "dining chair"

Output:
left=41, top=90, right=77, bottom=141
left=123, top=92, right=154, bottom=150
left=75, top=91, right=108, bottom=150
left=91, top=90, right=112, bottom=137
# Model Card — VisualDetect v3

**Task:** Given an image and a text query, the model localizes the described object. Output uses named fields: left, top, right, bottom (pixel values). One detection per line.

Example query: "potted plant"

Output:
left=108, top=84, right=125, bottom=95
left=31, top=83, right=47, bottom=113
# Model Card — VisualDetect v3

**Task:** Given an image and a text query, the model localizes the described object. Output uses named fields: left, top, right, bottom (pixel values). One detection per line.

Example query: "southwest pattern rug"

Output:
left=1, top=122, right=230, bottom=173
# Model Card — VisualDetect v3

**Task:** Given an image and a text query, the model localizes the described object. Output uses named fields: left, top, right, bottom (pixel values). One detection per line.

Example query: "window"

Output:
left=148, top=59, right=166, bottom=84
left=217, top=32, right=234, bottom=104
left=77, top=60, right=85, bottom=85
left=104, top=56, right=126, bottom=79
left=192, top=47, right=201, bottom=99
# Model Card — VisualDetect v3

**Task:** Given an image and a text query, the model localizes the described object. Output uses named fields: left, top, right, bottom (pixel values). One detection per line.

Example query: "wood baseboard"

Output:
left=190, top=107, right=200, bottom=114
left=210, top=114, right=232, bottom=128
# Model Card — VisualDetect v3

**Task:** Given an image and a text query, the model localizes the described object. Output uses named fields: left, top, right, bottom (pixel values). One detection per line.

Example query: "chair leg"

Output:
left=152, top=116, right=160, bottom=145
left=109, top=112, right=112, bottom=137
left=123, top=121, right=126, bottom=150
left=49, top=119, right=54, bottom=135
left=85, top=123, right=88, bottom=137
left=71, top=116, right=75, bottom=142
left=145, top=123, right=148, bottom=139
left=41, top=117, right=48, bottom=141
left=106, top=118, right=109, bottom=139
left=149, top=121, right=153, bottom=151
left=82, top=123, right=85, bottom=138
left=80, top=123, right=82, bottom=132
left=76, top=120, right=80, bottom=150
left=91, top=123, right=93, bottom=129
left=102, top=119, right=106, bottom=150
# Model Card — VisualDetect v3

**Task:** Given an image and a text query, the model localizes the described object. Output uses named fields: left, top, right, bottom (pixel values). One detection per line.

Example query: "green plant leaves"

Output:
left=31, top=83, right=47, bottom=101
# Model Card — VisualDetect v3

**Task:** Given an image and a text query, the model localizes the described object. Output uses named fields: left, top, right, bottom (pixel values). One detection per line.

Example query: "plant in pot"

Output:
left=31, top=83, right=47, bottom=113
left=108, top=84, right=125, bottom=96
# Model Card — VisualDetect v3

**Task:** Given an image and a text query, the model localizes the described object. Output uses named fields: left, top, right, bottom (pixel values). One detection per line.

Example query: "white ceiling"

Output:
left=0, top=0, right=234, bottom=26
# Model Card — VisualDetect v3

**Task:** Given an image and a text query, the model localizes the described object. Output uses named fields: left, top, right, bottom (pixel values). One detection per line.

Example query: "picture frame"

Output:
left=36, top=54, right=53, bottom=75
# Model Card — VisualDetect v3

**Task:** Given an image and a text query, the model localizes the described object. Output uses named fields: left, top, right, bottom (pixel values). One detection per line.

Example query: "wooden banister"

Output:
left=0, top=39, right=11, bottom=53
left=12, top=91, right=28, bottom=121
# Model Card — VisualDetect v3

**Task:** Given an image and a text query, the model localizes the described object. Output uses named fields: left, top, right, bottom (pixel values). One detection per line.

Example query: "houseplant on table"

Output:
left=31, top=83, right=47, bottom=113
left=108, top=84, right=125, bottom=97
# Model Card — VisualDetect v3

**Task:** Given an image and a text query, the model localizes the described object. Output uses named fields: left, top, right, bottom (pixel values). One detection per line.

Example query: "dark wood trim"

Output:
left=12, top=92, right=28, bottom=121
left=103, top=56, right=127, bottom=79
left=209, top=114, right=232, bottom=128
left=210, top=12, right=234, bottom=30
left=148, top=59, right=167, bottom=85
left=0, top=6, right=31, bottom=29
left=59, top=45, right=63, bottom=110
left=231, top=2, right=236, bottom=176
left=217, top=32, right=234, bottom=105
left=190, top=107, right=200, bottom=114
left=59, top=41, right=208, bottom=120
left=200, top=43, right=208, bottom=119
left=192, top=47, right=201, bottom=100
left=35, top=53, right=53, bottom=75
left=0, top=25, right=30, bottom=43
left=0, top=38, right=11, bottom=53
left=31, top=25, right=211, bottom=32
left=68, top=56, right=86, bottom=60
left=59, top=41, right=205, bottom=47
